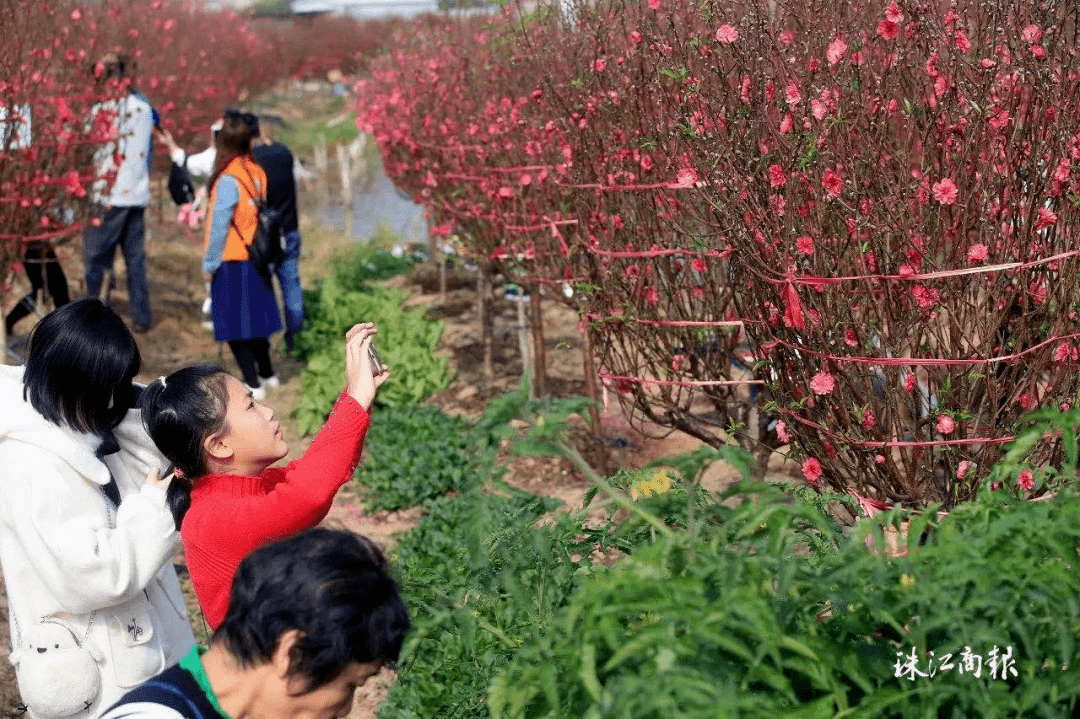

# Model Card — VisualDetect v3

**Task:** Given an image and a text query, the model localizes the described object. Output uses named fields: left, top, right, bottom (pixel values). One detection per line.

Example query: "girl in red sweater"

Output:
left=140, top=322, right=389, bottom=629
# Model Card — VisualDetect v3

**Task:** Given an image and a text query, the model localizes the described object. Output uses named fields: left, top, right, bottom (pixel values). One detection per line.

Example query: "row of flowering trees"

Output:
left=356, top=0, right=1080, bottom=507
left=1, top=0, right=398, bottom=313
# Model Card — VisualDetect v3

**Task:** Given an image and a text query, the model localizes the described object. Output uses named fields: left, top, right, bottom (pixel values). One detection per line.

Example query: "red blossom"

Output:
left=767, top=163, right=785, bottom=187
left=1017, top=470, right=1034, bottom=491
left=795, top=235, right=815, bottom=255
left=876, top=20, right=899, bottom=41
left=801, top=457, right=823, bottom=484
left=967, top=243, right=989, bottom=263
left=822, top=169, right=843, bottom=197
left=885, top=2, right=904, bottom=23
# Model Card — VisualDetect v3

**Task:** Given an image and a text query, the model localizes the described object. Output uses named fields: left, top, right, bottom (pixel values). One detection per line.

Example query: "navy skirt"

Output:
left=211, top=261, right=282, bottom=342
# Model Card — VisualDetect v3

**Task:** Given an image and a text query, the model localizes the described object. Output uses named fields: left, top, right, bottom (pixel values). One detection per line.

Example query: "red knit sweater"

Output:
left=181, top=391, right=370, bottom=630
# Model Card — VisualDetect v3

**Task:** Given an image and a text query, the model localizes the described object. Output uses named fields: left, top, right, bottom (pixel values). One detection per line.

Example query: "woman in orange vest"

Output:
left=202, top=110, right=282, bottom=400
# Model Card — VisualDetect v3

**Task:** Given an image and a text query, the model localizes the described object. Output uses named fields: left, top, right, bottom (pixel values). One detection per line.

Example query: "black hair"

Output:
left=139, top=364, right=231, bottom=529
left=23, top=298, right=141, bottom=436
left=224, top=108, right=260, bottom=138
left=213, top=529, right=410, bottom=691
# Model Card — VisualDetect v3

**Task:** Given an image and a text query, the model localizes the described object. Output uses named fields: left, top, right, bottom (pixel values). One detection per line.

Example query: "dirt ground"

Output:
left=0, top=196, right=797, bottom=716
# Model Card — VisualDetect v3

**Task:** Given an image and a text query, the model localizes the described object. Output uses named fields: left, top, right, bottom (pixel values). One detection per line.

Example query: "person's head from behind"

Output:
left=23, top=298, right=141, bottom=436
left=140, top=365, right=289, bottom=525
left=214, top=529, right=409, bottom=719
left=211, top=109, right=256, bottom=178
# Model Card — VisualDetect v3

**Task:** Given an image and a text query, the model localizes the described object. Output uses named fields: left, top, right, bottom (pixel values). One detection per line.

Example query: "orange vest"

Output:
left=204, top=156, right=268, bottom=262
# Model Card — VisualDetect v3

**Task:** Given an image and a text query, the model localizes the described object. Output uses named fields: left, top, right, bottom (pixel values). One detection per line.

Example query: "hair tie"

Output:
left=157, top=376, right=167, bottom=389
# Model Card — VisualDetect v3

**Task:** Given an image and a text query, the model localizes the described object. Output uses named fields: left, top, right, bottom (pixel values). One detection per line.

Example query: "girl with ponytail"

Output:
left=140, top=322, right=389, bottom=630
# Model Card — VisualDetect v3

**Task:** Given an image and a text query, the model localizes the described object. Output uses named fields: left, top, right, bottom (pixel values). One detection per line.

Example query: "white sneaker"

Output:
left=245, top=383, right=267, bottom=401
left=261, top=375, right=280, bottom=389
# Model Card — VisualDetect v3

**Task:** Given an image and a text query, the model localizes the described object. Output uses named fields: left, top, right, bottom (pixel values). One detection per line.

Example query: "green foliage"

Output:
left=489, top=483, right=1080, bottom=718
left=328, top=240, right=421, bottom=288
left=292, top=247, right=450, bottom=435
left=362, top=378, right=1080, bottom=719
left=353, top=406, right=475, bottom=512
left=380, top=484, right=600, bottom=719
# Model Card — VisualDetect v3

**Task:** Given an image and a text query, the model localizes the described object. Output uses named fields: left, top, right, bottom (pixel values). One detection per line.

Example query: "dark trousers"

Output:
left=5, top=243, right=70, bottom=334
left=84, top=205, right=151, bottom=328
left=228, top=338, right=275, bottom=388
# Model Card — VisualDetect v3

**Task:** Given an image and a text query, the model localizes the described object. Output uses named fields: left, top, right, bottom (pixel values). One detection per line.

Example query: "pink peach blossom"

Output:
left=956, top=460, right=971, bottom=479
left=1035, top=207, right=1057, bottom=231
left=768, top=164, right=785, bottom=188
left=715, top=24, right=739, bottom=44
left=822, top=169, right=843, bottom=197
left=810, top=371, right=835, bottom=395
left=1017, top=470, right=1034, bottom=491
left=776, top=421, right=792, bottom=443
left=885, top=2, right=903, bottom=23
left=785, top=81, right=801, bottom=105
left=795, top=235, right=815, bottom=255
left=967, top=243, right=989, bottom=263
left=802, top=458, right=823, bottom=484
left=826, top=37, right=847, bottom=65
left=932, top=177, right=958, bottom=204
left=877, top=20, right=899, bottom=40
left=935, top=414, right=956, bottom=434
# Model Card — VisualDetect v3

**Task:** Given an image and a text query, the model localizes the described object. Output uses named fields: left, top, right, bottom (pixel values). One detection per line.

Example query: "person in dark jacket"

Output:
left=251, top=118, right=305, bottom=352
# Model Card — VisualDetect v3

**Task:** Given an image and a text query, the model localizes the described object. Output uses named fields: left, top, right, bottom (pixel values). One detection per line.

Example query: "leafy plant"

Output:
left=293, top=270, right=451, bottom=435
left=353, top=406, right=475, bottom=512
left=489, top=481, right=1080, bottom=718
left=380, top=484, right=597, bottom=719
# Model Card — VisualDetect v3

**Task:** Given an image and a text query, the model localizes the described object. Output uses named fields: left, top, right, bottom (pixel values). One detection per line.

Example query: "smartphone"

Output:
left=367, top=343, right=384, bottom=375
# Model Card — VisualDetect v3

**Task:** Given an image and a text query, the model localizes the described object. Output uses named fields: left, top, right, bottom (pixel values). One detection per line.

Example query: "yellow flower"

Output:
left=649, top=470, right=672, bottom=495
left=900, top=573, right=916, bottom=588
left=631, top=470, right=672, bottom=500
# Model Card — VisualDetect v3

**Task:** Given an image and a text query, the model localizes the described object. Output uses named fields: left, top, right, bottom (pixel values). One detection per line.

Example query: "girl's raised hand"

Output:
left=345, top=323, right=390, bottom=410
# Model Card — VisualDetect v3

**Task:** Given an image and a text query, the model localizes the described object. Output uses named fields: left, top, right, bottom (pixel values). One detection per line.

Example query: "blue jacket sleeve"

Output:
left=203, top=176, right=239, bottom=275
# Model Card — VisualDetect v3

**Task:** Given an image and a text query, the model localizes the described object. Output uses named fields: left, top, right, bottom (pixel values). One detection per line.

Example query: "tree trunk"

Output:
left=529, top=283, right=546, bottom=398
left=517, top=292, right=533, bottom=399
left=581, top=324, right=603, bottom=438
left=478, top=267, right=493, bottom=382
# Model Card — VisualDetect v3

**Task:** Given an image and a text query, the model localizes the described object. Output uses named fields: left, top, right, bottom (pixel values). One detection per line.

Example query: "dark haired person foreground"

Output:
left=100, top=529, right=410, bottom=719
left=0, top=298, right=194, bottom=718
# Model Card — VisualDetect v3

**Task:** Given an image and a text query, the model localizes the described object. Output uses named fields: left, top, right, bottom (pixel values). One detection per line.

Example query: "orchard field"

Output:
left=3, top=0, right=1080, bottom=717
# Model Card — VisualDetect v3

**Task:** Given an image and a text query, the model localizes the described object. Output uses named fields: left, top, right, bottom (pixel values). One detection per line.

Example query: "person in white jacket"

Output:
left=0, top=298, right=195, bottom=719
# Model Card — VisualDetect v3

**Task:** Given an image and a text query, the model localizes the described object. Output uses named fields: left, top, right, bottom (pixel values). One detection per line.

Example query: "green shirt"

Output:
left=179, top=645, right=231, bottom=719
